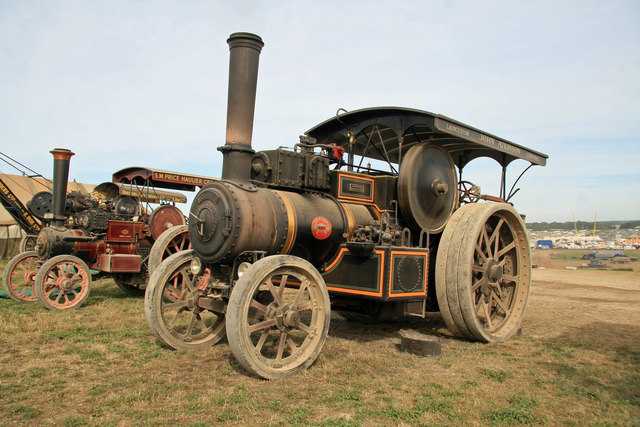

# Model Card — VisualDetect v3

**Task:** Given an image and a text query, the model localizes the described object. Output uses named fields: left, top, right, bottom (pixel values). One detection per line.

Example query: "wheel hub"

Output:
left=480, top=259, right=503, bottom=298
left=60, top=278, right=72, bottom=290
left=273, top=304, right=300, bottom=330
left=283, top=310, right=300, bottom=328
left=186, top=290, right=204, bottom=310
left=485, top=259, right=503, bottom=283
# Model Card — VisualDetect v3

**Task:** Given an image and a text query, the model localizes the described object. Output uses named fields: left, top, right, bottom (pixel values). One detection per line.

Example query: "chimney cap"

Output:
left=50, top=148, right=75, bottom=160
left=227, top=32, right=264, bottom=52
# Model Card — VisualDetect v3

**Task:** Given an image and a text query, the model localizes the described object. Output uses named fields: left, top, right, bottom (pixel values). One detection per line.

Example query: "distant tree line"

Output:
left=526, top=220, right=640, bottom=231
left=619, top=220, right=640, bottom=229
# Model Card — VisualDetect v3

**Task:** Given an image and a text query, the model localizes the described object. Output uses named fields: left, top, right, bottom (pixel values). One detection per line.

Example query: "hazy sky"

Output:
left=1, top=0, right=638, bottom=222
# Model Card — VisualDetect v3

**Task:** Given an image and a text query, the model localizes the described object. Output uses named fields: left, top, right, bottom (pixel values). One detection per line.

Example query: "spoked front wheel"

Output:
left=19, top=235, right=38, bottom=252
left=226, top=255, right=331, bottom=380
left=2, top=251, right=42, bottom=302
left=436, top=203, right=531, bottom=342
left=34, top=255, right=92, bottom=310
left=144, top=250, right=226, bottom=350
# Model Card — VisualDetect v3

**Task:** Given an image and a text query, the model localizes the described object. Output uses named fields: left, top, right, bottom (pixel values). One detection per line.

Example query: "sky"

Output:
left=1, top=0, right=638, bottom=223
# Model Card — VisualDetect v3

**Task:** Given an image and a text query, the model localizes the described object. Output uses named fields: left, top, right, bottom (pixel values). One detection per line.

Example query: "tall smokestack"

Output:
left=50, top=148, right=74, bottom=227
left=219, top=32, right=264, bottom=184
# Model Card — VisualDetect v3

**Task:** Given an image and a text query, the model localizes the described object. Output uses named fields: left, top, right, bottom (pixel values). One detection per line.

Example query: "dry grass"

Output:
left=0, top=252, right=638, bottom=426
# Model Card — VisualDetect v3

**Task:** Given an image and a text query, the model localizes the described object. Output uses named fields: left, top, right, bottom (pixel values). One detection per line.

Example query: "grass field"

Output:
left=0, top=251, right=638, bottom=425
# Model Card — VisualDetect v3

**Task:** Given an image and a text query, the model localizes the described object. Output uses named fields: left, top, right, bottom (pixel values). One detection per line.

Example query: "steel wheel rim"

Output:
left=159, top=262, right=224, bottom=345
left=239, top=266, right=327, bottom=372
left=6, top=252, right=41, bottom=302
left=468, top=209, right=529, bottom=338
left=148, top=225, right=191, bottom=276
left=162, top=232, right=190, bottom=260
left=41, top=260, right=90, bottom=308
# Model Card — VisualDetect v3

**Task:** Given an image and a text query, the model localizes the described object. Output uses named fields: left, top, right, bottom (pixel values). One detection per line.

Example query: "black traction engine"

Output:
left=144, top=32, right=548, bottom=380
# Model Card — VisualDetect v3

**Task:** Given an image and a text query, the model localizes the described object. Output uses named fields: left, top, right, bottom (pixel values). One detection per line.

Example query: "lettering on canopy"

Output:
left=435, top=118, right=547, bottom=165
left=152, top=172, right=214, bottom=188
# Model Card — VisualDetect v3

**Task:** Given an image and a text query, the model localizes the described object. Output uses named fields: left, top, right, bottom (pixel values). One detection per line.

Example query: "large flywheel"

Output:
left=398, top=144, right=458, bottom=233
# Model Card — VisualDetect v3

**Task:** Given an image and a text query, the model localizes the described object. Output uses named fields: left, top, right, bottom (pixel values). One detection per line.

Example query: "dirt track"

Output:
left=527, top=251, right=640, bottom=342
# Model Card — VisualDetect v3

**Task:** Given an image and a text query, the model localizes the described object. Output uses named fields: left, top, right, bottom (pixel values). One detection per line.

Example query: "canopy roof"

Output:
left=93, top=182, right=187, bottom=204
left=305, top=107, right=548, bottom=169
left=112, top=167, right=217, bottom=192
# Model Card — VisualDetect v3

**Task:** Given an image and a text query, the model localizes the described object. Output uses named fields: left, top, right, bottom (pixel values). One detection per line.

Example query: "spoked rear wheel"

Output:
left=148, top=225, right=191, bottom=276
left=226, top=255, right=331, bottom=380
left=436, top=203, right=531, bottom=342
left=2, top=251, right=42, bottom=302
left=34, top=255, right=92, bottom=310
left=144, top=250, right=226, bottom=350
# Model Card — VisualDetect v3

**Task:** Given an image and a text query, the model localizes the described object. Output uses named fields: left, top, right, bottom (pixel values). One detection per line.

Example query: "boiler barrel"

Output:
left=189, top=182, right=375, bottom=265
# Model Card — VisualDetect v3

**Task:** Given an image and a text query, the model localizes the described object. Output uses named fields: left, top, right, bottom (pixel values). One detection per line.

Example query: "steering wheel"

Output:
left=458, top=180, right=481, bottom=204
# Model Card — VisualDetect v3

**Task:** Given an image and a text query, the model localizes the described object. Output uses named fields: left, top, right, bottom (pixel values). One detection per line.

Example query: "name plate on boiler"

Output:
left=338, top=174, right=374, bottom=203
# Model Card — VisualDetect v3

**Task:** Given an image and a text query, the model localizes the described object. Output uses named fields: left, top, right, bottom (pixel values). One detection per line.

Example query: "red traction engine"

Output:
left=144, top=33, right=548, bottom=379
left=5, top=149, right=187, bottom=309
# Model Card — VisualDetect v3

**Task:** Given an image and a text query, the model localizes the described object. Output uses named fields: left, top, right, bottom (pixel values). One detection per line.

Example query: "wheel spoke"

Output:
left=249, top=318, right=277, bottom=333
left=296, top=301, right=312, bottom=312
left=277, top=274, right=288, bottom=301
left=168, top=310, right=182, bottom=328
left=488, top=219, right=504, bottom=257
left=45, top=286, right=56, bottom=297
left=501, top=274, right=518, bottom=284
left=68, top=271, right=82, bottom=283
left=492, top=291, right=509, bottom=314
left=163, top=300, right=188, bottom=310
left=496, top=241, right=516, bottom=259
left=483, top=301, right=493, bottom=329
left=197, top=315, right=208, bottom=332
left=472, top=263, right=484, bottom=274
left=481, top=226, right=492, bottom=258
left=472, top=276, right=486, bottom=292
left=184, top=311, right=197, bottom=337
left=475, top=240, right=488, bottom=263
left=249, top=299, right=268, bottom=315
left=493, top=281, right=503, bottom=296
left=255, top=329, right=269, bottom=353
left=297, top=321, right=311, bottom=334
left=180, top=268, right=195, bottom=292
left=286, top=336, right=298, bottom=353
left=292, top=281, right=309, bottom=308
left=275, top=332, right=287, bottom=361
left=265, top=279, right=283, bottom=306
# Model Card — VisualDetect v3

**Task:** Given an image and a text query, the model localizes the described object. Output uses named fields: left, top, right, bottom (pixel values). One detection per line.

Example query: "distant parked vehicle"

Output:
left=582, top=251, right=624, bottom=260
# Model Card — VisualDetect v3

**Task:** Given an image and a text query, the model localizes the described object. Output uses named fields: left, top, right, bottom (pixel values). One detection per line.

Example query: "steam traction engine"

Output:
left=2, top=150, right=195, bottom=309
left=144, top=33, right=548, bottom=379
